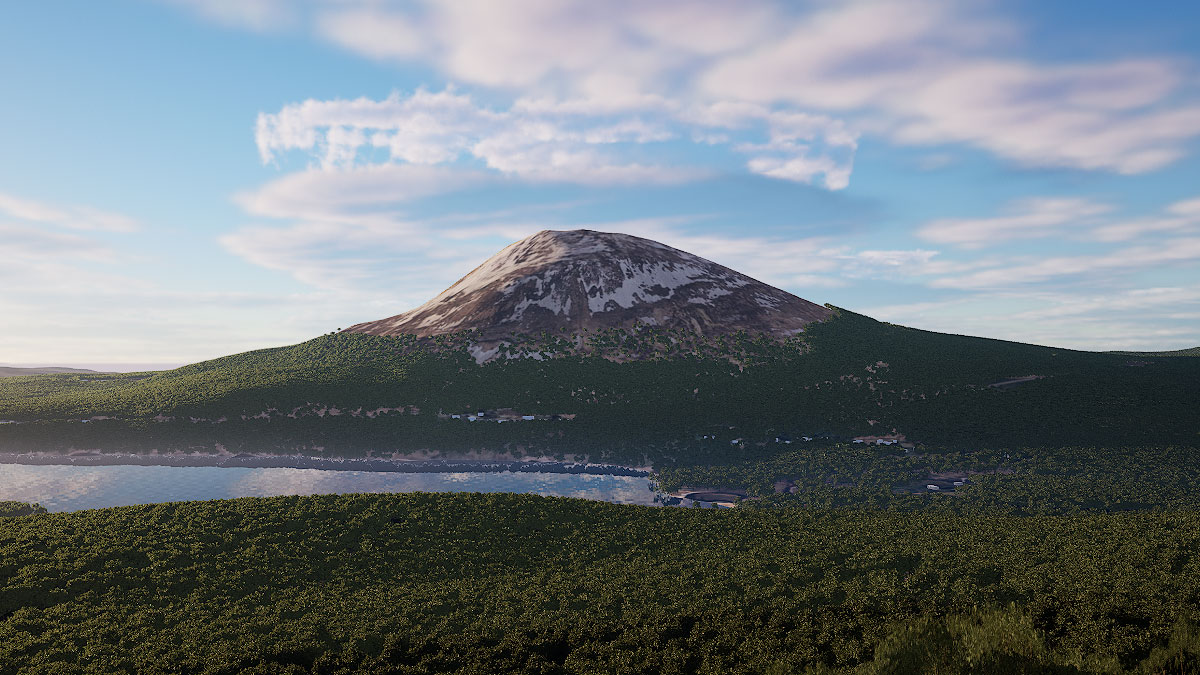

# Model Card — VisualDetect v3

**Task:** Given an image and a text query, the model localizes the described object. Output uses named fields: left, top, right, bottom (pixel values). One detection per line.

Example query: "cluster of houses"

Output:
left=725, top=435, right=815, bottom=446
left=700, top=432, right=914, bottom=447
left=439, top=408, right=576, bottom=423
left=773, top=434, right=815, bottom=444
left=851, top=435, right=913, bottom=448
left=925, top=479, right=967, bottom=491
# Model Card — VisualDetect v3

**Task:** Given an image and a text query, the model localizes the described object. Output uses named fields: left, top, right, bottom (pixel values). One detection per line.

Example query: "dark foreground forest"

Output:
left=2, top=492, right=1199, bottom=674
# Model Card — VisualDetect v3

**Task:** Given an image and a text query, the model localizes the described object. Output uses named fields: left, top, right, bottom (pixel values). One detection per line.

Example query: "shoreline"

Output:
left=0, top=451, right=652, bottom=477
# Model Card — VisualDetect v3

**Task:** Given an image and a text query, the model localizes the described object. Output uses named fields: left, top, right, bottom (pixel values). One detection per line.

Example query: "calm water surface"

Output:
left=0, top=464, right=659, bottom=512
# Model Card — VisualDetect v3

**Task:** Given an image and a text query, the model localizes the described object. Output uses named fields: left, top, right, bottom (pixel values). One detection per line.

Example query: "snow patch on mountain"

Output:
left=344, top=229, right=832, bottom=353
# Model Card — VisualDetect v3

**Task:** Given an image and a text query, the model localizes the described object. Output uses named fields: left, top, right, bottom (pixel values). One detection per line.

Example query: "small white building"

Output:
left=522, top=415, right=536, bottom=421
left=926, top=484, right=940, bottom=491
left=467, top=416, right=478, bottom=422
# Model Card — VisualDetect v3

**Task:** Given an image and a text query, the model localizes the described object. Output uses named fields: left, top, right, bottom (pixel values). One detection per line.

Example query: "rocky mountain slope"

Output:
left=345, top=230, right=832, bottom=351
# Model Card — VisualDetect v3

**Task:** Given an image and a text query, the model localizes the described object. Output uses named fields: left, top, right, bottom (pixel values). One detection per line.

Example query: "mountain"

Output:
left=0, top=366, right=100, bottom=378
left=0, top=230, right=1197, bottom=461
left=345, top=230, right=831, bottom=352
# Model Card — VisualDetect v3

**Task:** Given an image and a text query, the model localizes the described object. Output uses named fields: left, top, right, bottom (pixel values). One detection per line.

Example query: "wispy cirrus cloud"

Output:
left=918, top=197, right=1112, bottom=248
left=930, top=237, right=1200, bottom=290
left=0, top=192, right=139, bottom=232
left=1091, top=196, right=1200, bottom=242
left=156, top=0, right=293, bottom=31
left=861, top=290, right=1200, bottom=352
left=1011, top=286, right=1200, bottom=321
left=234, top=163, right=492, bottom=223
left=0, top=192, right=141, bottom=289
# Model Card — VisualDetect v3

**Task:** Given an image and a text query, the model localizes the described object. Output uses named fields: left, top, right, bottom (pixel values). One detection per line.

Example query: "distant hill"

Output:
left=0, top=366, right=100, bottom=378
left=1112, top=346, right=1200, bottom=357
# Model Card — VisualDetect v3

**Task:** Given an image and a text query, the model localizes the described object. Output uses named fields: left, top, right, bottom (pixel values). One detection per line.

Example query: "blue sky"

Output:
left=2, top=0, right=1199, bottom=368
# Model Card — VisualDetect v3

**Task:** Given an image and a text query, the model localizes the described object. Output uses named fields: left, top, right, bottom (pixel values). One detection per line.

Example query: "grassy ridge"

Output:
left=1, top=310, right=1197, bottom=461
left=2, top=492, right=1199, bottom=673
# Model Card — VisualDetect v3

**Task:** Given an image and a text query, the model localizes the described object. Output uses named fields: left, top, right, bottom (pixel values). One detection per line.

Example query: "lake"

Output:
left=0, top=463, right=661, bottom=512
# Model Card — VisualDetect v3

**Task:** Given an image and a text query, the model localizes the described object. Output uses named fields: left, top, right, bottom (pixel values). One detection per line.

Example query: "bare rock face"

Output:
left=345, top=230, right=831, bottom=345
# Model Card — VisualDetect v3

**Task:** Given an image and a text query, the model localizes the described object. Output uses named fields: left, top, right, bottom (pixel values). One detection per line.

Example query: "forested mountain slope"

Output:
left=1, top=308, right=1196, bottom=462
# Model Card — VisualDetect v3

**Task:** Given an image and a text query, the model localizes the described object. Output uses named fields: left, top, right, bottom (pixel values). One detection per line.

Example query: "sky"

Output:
left=2, top=0, right=1199, bottom=369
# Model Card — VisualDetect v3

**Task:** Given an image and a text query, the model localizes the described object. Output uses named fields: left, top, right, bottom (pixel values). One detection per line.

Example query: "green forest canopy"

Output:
left=2, top=492, right=1200, bottom=674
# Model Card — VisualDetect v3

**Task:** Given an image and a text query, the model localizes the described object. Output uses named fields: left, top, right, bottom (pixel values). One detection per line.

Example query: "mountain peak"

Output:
left=345, top=229, right=831, bottom=344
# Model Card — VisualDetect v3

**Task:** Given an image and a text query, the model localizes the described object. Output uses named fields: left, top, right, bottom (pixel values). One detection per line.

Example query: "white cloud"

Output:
left=165, top=0, right=1200, bottom=186
left=255, top=88, right=699, bottom=184
left=850, top=249, right=941, bottom=270
left=256, top=88, right=856, bottom=189
left=1092, top=196, right=1200, bottom=242
left=1011, top=286, right=1200, bottom=321
left=391, top=0, right=781, bottom=93
left=884, top=61, right=1200, bottom=174
left=930, top=237, right=1200, bottom=289
left=698, top=2, right=1200, bottom=174
left=1168, top=198, right=1200, bottom=217
left=702, top=0, right=988, bottom=108
left=0, top=192, right=139, bottom=232
left=235, top=164, right=490, bottom=222
left=746, top=153, right=853, bottom=191
left=0, top=224, right=117, bottom=264
left=219, top=0, right=1200, bottom=177
left=918, top=197, right=1112, bottom=248
left=316, top=8, right=428, bottom=60
left=157, top=0, right=294, bottom=31
left=858, top=290, right=1200, bottom=352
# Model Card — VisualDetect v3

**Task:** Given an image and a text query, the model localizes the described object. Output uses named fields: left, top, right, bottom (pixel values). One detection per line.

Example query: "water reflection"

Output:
left=0, top=464, right=659, bottom=512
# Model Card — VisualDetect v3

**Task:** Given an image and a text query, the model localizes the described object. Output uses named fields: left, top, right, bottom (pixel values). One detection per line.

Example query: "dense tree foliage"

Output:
left=0, top=502, right=46, bottom=518
left=4, top=312, right=1196, bottom=672
left=0, top=310, right=1197, bottom=464
left=2, top=492, right=1199, bottom=674
left=656, top=445, right=1200, bottom=515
